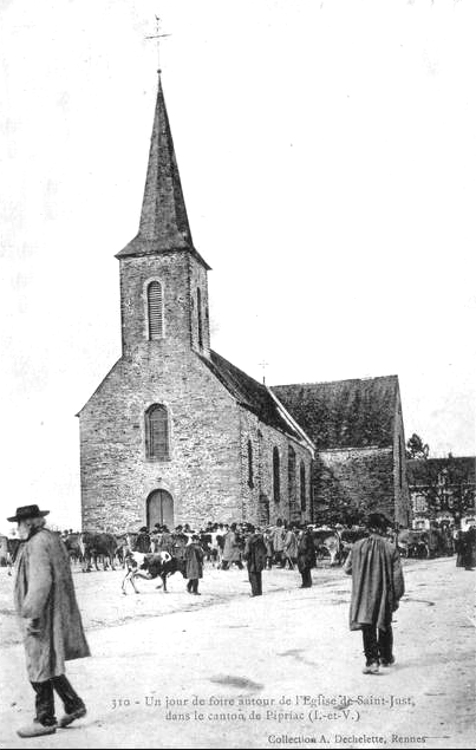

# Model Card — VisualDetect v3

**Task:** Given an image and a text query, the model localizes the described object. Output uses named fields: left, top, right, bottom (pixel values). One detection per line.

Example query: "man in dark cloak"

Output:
left=243, top=525, right=267, bottom=596
left=344, top=512, right=405, bottom=674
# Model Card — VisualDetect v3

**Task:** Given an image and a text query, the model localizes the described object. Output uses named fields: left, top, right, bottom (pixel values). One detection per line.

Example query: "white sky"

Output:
left=0, top=0, right=475, bottom=534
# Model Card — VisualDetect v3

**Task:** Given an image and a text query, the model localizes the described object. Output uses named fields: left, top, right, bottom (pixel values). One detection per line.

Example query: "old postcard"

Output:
left=0, top=1, right=474, bottom=748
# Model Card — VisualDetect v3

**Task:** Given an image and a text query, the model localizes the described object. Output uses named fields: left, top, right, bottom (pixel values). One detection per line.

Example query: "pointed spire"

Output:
left=118, top=74, right=208, bottom=265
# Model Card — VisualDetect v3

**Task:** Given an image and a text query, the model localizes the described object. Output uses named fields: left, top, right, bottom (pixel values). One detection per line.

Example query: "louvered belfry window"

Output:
left=147, top=281, right=163, bottom=339
left=145, top=404, right=169, bottom=460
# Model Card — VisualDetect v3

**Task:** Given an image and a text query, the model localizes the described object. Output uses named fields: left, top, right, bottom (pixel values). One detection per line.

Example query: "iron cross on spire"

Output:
left=145, top=16, right=171, bottom=73
left=258, top=360, right=269, bottom=385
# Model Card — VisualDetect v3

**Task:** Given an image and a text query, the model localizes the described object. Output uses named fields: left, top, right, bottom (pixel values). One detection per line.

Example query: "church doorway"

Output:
left=146, top=490, right=174, bottom=529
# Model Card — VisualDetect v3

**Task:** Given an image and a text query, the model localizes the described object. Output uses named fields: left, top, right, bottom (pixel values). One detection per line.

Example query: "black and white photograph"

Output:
left=0, top=1, right=475, bottom=748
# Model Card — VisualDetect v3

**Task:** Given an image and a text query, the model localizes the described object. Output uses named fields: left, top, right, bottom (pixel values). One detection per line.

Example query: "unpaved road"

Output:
left=0, top=558, right=474, bottom=749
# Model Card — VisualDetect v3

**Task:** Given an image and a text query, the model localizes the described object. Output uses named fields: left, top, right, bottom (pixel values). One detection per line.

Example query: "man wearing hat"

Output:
left=134, top=526, right=151, bottom=554
left=7, top=504, right=90, bottom=738
left=344, top=512, right=405, bottom=675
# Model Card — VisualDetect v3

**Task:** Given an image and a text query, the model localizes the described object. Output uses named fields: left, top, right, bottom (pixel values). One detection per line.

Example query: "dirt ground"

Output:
left=0, top=557, right=474, bottom=749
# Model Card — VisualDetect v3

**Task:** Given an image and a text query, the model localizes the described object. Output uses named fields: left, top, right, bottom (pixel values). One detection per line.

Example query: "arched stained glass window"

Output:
left=145, top=404, right=169, bottom=460
left=273, top=447, right=280, bottom=503
left=147, top=281, right=163, bottom=339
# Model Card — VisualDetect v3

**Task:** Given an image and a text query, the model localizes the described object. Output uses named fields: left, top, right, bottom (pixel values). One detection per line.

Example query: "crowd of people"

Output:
left=5, top=501, right=476, bottom=738
left=130, top=517, right=318, bottom=592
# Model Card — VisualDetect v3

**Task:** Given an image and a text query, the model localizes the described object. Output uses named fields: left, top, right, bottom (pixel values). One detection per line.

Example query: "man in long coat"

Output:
left=8, top=504, right=90, bottom=738
left=221, top=523, right=244, bottom=570
left=185, top=535, right=204, bottom=594
left=243, top=525, right=268, bottom=596
left=344, top=512, right=404, bottom=675
left=297, top=525, right=316, bottom=588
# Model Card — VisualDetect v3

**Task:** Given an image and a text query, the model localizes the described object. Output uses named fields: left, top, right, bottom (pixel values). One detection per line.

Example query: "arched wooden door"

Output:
left=147, top=490, right=174, bottom=529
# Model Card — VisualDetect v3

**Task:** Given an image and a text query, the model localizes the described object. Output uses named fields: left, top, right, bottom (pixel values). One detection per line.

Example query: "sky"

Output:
left=0, top=0, right=475, bottom=534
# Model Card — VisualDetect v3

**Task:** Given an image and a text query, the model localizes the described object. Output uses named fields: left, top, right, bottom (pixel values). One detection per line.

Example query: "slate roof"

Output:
left=117, top=75, right=210, bottom=269
left=407, top=457, right=476, bottom=486
left=200, top=351, right=302, bottom=442
left=271, top=376, right=399, bottom=450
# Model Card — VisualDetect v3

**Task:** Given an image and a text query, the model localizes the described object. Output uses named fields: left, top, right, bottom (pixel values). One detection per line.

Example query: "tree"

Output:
left=406, top=433, right=429, bottom=460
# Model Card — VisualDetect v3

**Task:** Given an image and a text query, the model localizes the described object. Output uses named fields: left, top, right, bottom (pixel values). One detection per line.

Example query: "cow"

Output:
left=311, top=527, right=341, bottom=566
left=81, top=532, right=119, bottom=571
left=121, top=550, right=184, bottom=595
left=115, top=533, right=139, bottom=567
left=62, top=532, right=85, bottom=566
left=199, top=531, right=223, bottom=567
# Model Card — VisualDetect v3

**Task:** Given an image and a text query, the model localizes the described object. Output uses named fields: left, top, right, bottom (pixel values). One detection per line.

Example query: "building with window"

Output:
left=77, top=75, right=410, bottom=531
left=407, top=456, right=476, bottom=530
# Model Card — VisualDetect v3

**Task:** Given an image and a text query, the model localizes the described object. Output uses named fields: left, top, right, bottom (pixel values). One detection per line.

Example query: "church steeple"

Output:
left=117, top=74, right=209, bottom=269
left=116, top=71, right=211, bottom=358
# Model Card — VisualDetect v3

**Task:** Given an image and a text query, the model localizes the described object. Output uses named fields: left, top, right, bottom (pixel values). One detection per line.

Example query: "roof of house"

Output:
left=116, top=74, right=209, bottom=269
left=200, top=351, right=304, bottom=443
left=407, top=456, right=476, bottom=486
left=271, top=375, right=399, bottom=450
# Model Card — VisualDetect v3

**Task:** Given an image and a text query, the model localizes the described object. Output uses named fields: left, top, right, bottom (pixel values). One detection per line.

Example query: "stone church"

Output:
left=78, top=75, right=411, bottom=532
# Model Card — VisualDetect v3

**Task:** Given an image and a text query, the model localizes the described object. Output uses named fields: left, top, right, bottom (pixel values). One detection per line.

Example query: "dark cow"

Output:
left=122, top=550, right=184, bottom=594
left=82, top=532, right=119, bottom=571
left=62, top=533, right=85, bottom=566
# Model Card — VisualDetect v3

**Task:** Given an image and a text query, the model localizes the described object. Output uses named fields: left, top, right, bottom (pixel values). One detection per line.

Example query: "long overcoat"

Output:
left=344, top=534, right=405, bottom=632
left=184, top=543, right=204, bottom=579
left=14, top=528, right=90, bottom=682
left=297, top=530, right=316, bottom=572
left=243, top=534, right=267, bottom=573
left=222, top=530, right=241, bottom=563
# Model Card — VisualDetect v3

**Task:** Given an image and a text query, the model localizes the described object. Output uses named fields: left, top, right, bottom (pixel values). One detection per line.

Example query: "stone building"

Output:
left=407, top=456, right=476, bottom=530
left=273, top=377, right=411, bottom=527
left=78, top=75, right=410, bottom=532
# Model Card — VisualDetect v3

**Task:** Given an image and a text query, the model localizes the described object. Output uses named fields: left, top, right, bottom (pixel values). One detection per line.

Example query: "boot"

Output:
left=17, top=720, right=57, bottom=738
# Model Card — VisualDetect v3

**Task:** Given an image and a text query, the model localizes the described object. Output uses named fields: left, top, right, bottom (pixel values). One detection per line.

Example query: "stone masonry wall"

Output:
left=314, top=446, right=395, bottom=521
left=238, top=408, right=313, bottom=526
left=79, top=347, right=243, bottom=533
left=119, top=252, right=210, bottom=359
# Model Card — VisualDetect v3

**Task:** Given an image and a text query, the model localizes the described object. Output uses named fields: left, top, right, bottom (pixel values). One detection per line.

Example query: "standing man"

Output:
left=344, top=512, right=405, bottom=675
left=134, top=526, right=151, bottom=553
left=221, top=523, right=244, bottom=570
left=7, top=504, right=90, bottom=738
left=283, top=524, right=299, bottom=569
left=270, top=518, right=286, bottom=568
left=185, top=535, right=204, bottom=595
left=243, top=525, right=268, bottom=596
left=297, top=525, right=316, bottom=588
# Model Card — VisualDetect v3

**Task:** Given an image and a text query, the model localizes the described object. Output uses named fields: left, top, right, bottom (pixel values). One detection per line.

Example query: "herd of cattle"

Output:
left=1, top=524, right=454, bottom=583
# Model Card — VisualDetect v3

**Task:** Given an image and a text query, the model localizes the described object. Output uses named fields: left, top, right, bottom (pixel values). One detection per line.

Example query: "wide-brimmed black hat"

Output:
left=365, top=512, right=391, bottom=532
left=7, top=504, right=50, bottom=523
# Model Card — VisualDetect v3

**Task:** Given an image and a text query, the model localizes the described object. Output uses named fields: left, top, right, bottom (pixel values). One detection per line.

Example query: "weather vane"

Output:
left=145, top=15, right=171, bottom=73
